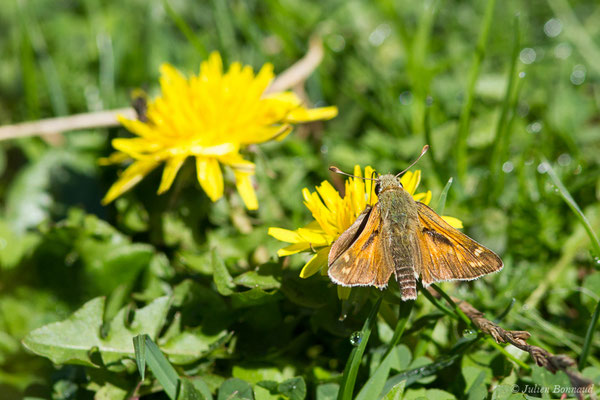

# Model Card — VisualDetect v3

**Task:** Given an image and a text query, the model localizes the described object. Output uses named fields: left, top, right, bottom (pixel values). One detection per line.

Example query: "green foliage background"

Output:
left=1, top=0, right=600, bottom=399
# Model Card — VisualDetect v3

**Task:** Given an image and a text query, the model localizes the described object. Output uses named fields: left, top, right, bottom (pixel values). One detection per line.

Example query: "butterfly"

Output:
left=327, top=146, right=503, bottom=301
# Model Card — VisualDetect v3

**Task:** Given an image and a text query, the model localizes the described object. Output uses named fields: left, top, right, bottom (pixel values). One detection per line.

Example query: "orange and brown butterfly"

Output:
left=327, top=145, right=503, bottom=301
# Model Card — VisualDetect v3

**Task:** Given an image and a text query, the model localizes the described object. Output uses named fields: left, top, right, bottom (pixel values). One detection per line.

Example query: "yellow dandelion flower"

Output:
left=101, top=52, right=338, bottom=209
left=268, top=166, right=462, bottom=297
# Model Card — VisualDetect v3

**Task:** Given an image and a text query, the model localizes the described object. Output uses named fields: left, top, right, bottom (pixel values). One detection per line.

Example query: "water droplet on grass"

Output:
left=544, top=18, right=562, bottom=37
left=570, top=65, right=586, bottom=85
left=350, top=331, right=362, bottom=346
left=554, top=42, right=572, bottom=59
left=520, top=48, right=536, bottom=64
left=527, top=121, right=542, bottom=134
left=463, top=329, right=477, bottom=339
left=557, top=153, right=571, bottom=166
left=502, top=161, right=514, bottom=173
left=399, top=91, right=413, bottom=105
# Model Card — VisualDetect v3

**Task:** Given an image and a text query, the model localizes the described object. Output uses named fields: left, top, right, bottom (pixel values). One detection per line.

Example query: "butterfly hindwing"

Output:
left=415, top=202, right=503, bottom=286
left=328, top=203, right=394, bottom=288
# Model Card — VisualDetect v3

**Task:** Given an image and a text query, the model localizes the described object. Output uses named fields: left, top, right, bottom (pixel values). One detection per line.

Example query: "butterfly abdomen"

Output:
left=379, top=186, right=419, bottom=301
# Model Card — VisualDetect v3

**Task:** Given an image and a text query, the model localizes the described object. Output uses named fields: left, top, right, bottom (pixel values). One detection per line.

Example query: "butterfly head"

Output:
left=329, top=145, right=428, bottom=196
left=374, top=174, right=403, bottom=195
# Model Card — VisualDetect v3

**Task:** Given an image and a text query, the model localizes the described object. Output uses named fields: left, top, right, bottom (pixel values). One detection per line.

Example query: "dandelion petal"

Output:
left=102, top=160, right=160, bottom=204
left=442, top=216, right=463, bottom=229
left=234, top=170, right=258, bottom=210
left=300, top=248, right=330, bottom=278
left=196, top=157, right=224, bottom=202
left=158, top=155, right=187, bottom=194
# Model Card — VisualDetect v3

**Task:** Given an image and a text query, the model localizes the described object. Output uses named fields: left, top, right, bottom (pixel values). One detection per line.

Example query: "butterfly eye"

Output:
left=374, top=182, right=381, bottom=194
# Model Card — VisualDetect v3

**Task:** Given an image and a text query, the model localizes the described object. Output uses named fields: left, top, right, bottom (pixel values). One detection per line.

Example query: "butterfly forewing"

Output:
left=328, top=206, right=372, bottom=265
left=415, top=202, right=503, bottom=286
left=328, top=203, right=394, bottom=288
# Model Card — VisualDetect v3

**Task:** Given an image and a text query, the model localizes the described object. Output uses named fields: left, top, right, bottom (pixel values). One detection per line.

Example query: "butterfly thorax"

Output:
left=376, top=175, right=419, bottom=226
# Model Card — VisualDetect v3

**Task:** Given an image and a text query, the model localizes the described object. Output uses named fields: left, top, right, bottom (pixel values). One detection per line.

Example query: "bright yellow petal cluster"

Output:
left=268, top=167, right=463, bottom=291
left=102, top=52, right=338, bottom=209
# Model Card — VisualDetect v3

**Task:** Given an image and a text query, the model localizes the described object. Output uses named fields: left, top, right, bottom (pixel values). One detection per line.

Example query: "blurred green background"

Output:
left=1, top=0, right=599, bottom=399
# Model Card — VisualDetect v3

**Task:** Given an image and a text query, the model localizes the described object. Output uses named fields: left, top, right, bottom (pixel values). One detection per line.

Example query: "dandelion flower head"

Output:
left=102, top=52, right=338, bottom=209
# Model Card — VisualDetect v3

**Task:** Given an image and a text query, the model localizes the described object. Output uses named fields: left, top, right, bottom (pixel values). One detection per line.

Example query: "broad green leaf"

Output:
left=233, top=365, right=294, bottom=383
left=0, top=220, right=39, bottom=270
left=233, top=271, right=281, bottom=290
left=582, top=366, right=600, bottom=382
left=531, top=365, right=570, bottom=399
left=491, top=384, right=526, bottom=399
left=403, top=388, right=456, bottom=400
left=179, top=251, right=212, bottom=275
left=160, top=329, right=232, bottom=365
left=79, top=242, right=153, bottom=295
left=316, top=383, right=338, bottom=400
left=189, top=377, right=214, bottom=400
left=23, top=296, right=169, bottom=368
left=5, top=148, right=95, bottom=232
left=212, top=250, right=235, bottom=296
left=581, top=272, right=600, bottom=313
left=356, top=345, right=411, bottom=400
left=256, top=380, right=278, bottom=393
left=278, top=377, right=306, bottom=400
left=231, top=288, right=280, bottom=309
left=94, top=382, right=128, bottom=400
left=254, top=385, right=279, bottom=400
left=218, top=378, right=254, bottom=400
left=381, top=380, right=406, bottom=400
left=179, top=378, right=210, bottom=400
left=463, top=367, right=486, bottom=400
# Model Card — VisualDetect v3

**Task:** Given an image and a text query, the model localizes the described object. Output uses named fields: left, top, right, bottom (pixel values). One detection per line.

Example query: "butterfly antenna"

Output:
left=395, top=145, right=429, bottom=178
left=329, top=166, right=378, bottom=181
left=368, top=169, right=378, bottom=204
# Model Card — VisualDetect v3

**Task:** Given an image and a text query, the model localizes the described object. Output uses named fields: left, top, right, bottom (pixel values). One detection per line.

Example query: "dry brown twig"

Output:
left=451, top=295, right=595, bottom=400
left=0, top=37, right=325, bottom=142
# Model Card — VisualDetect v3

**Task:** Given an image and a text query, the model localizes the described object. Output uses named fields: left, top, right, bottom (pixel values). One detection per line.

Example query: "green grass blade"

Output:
left=542, top=159, right=600, bottom=257
left=19, top=30, right=40, bottom=120
left=133, top=334, right=146, bottom=380
left=430, top=284, right=471, bottom=326
left=579, top=300, right=600, bottom=370
left=408, top=0, right=438, bottom=136
left=382, top=354, right=461, bottom=392
left=454, top=0, right=496, bottom=182
left=337, top=296, right=383, bottom=400
left=490, top=15, right=520, bottom=192
left=16, top=1, right=68, bottom=116
left=162, top=0, right=208, bottom=58
left=210, top=0, right=237, bottom=63
left=435, top=177, right=454, bottom=216
left=493, top=298, right=516, bottom=323
left=430, top=286, right=530, bottom=370
left=419, top=285, right=456, bottom=321
left=546, top=0, right=600, bottom=76
left=385, top=301, right=414, bottom=357
left=424, top=105, right=445, bottom=184
left=134, top=334, right=180, bottom=400
left=355, top=301, right=413, bottom=400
